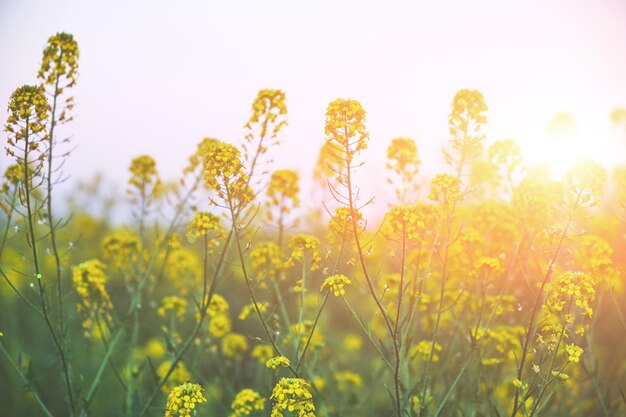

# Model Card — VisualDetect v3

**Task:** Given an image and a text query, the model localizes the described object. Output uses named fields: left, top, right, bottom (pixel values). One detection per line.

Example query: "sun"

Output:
left=518, top=112, right=622, bottom=180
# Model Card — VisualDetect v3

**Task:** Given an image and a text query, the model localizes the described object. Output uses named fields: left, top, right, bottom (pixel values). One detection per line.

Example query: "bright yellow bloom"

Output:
left=565, top=343, right=583, bottom=363
left=163, top=382, right=207, bottom=417
left=203, top=141, right=252, bottom=207
left=320, top=274, right=351, bottom=296
left=4, top=85, right=49, bottom=169
left=270, top=378, right=315, bottom=417
left=325, top=207, right=364, bottom=246
left=38, top=32, right=79, bottom=87
left=187, top=211, right=222, bottom=240
left=266, top=356, right=291, bottom=370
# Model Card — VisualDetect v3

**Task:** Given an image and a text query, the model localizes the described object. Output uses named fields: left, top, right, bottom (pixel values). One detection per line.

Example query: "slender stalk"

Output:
left=23, top=117, right=76, bottom=415
left=341, top=121, right=401, bottom=417
left=296, top=291, right=330, bottom=372
left=46, top=72, right=65, bottom=333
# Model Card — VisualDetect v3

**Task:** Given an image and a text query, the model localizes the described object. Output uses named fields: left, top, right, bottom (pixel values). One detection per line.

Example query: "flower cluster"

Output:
left=186, top=211, right=222, bottom=240
left=386, top=137, right=420, bottom=201
left=320, top=274, right=351, bottom=297
left=382, top=205, right=429, bottom=243
left=158, top=296, right=187, bottom=319
left=244, top=89, right=287, bottom=142
left=71, top=259, right=113, bottom=334
left=266, top=169, right=300, bottom=223
left=250, top=242, right=285, bottom=280
left=270, top=378, right=316, bottom=417
left=326, top=207, right=364, bottom=246
left=445, top=89, right=488, bottom=173
left=266, top=355, right=291, bottom=370
left=288, top=234, right=321, bottom=271
left=545, top=271, right=596, bottom=318
left=230, top=388, right=265, bottom=417
left=324, top=99, right=368, bottom=167
left=429, top=173, right=462, bottom=207
left=203, top=141, right=252, bottom=207
left=101, top=230, right=141, bottom=269
left=163, top=382, right=207, bottom=417
left=4, top=85, right=50, bottom=171
left=127, top=155, right=162, bottom=205
left=38, top=32, right=79, bottom=87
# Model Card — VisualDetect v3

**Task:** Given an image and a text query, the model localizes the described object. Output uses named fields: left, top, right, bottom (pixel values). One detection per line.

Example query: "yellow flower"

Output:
left=386, top=137, right=420, bottom=201
left=266, top=356, right=291, bottom=370
left=512, top=378, right=528, bottom=392
left=270, top=378, right=315, bottom=417
left=206, top=294, right=229, bottom=317
left=203, top=141, right=252, bottom=207
left=187, top=211, right=222, bottom=240
left=4, top=85, right=50, bottom=168
left=158, top=296, right=187, bottom=319
left=250, top=242, right=285, bottom=280
left=163, top=382, right=207, bottom=417
left=267, top=169, right=300, bottom=208
left=128, top=155, right=162, bottom=201
left=72, top=259, right=113, bottom=336
left=222, top=333, right=249, bottom=359
left=429, top=173, right=462, bottom=206
left=251, top=344, right=274, bottom=364
left=382, top=205, right=430, bottom=243
left=229, top=388, right=265, bottom=417
left=101, top=230, right=141, bottom=269
left=38, top=32, right=79, bottom=87
left=325, top=207, right=364, bottom=246
left=445, top=89, right=488, bottom=173
left=208, top=314, right=231, bottom=339
left=288, top=234, right=321, bottom=271
left=409, top=341, right=443, bottom=363
left=184, top=137, right=220, bottom=175
left=565, top=343, right=583, bottom=363
left=320, top=274, right=351, bottom=297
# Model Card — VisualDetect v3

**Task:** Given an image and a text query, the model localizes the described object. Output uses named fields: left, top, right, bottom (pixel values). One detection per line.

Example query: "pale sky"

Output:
left=1, top=0, right=626, bottom=208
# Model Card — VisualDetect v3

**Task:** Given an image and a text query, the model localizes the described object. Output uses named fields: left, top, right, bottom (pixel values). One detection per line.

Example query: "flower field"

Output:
left=1, top=32, right=626, bottom=417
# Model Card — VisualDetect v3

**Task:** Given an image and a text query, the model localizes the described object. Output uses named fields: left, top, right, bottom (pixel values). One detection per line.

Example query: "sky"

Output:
left=1, top=0, right=626, bottom=209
